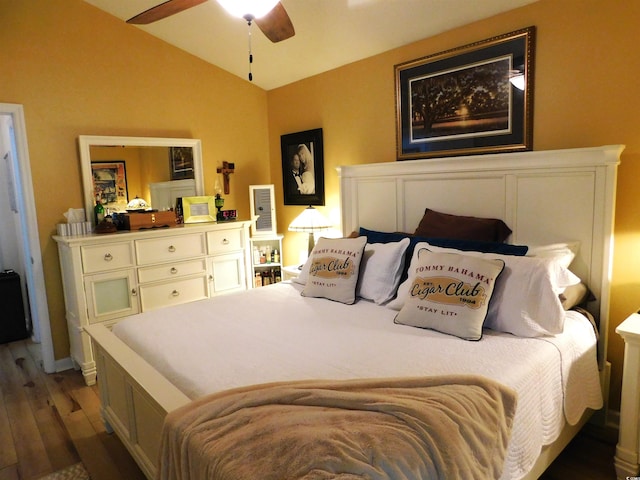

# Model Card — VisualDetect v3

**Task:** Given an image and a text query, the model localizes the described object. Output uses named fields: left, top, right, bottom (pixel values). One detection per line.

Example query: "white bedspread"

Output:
left=113, top=281, right=603, bottom=480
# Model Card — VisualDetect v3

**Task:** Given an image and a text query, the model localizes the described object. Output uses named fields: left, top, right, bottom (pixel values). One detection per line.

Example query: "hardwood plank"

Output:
left=0, top=345, right=51, bottom=479
left=64, top=409, right=126, bottom=480
left=7, top=341, right=80, bottom=471
left=0, top=376, right=18, bottom=469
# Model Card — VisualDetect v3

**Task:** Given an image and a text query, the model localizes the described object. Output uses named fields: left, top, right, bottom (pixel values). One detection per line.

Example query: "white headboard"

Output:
left=338, top=145, right=623, bottom=364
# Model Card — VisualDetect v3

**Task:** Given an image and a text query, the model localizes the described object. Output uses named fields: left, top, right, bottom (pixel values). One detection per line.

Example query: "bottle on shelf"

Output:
left=273, top=249, right=280, bottom=264
left=94, top=194, right=105, bottom=225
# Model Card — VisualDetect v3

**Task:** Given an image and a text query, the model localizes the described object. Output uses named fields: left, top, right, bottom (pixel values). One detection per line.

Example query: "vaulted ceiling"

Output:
left=83, top=0, right=538, bottom=90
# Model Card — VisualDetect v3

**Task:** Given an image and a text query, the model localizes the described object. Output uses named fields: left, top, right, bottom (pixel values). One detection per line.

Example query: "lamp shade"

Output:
left=288, top=206, right=332, bottom=233
left=216, top=0, right=279, bottom=19
left=288, top=206, right=332, bottom=255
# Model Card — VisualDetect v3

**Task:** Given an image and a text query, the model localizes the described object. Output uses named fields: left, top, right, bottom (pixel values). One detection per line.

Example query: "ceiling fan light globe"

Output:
left=216, top=0, right=280, bottom=19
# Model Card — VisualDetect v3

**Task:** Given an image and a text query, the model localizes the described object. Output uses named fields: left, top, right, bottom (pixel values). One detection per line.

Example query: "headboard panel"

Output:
left=338, top=145, right=623, bottom=365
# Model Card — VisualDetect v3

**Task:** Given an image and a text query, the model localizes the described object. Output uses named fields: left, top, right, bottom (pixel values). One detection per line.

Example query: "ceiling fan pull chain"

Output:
left=247, top=20, right=253, bottom=81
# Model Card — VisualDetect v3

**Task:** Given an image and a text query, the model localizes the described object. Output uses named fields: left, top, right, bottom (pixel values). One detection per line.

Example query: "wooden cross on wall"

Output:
left=216, top=161, right=235, bottom=195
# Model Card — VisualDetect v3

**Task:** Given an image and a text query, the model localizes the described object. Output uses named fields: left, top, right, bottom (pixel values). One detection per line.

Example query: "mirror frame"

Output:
left=78, top=135, right=204, bottom=225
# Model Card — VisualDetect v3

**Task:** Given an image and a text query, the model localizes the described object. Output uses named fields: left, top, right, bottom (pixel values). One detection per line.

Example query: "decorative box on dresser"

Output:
left=54, top=221, right=252, bottom=386
left=615, top=312, right=640, bottom=479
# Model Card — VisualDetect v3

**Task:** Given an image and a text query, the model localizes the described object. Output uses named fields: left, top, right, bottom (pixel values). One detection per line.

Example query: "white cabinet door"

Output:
left=209, top=253, right=245, bottom=295
left=84, top=269, right=139, bottom=323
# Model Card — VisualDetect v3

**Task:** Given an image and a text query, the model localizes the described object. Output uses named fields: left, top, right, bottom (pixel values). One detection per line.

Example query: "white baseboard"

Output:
left=55, top=356, right=75, bottom=373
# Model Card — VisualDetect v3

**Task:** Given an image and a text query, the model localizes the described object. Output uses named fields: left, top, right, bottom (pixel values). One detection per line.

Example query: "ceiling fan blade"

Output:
left=255, top=2, right=295, bottom=43
left=127, top=0, right=207, bottom=24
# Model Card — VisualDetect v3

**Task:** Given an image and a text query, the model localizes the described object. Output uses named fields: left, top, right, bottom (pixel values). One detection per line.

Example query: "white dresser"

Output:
left=54, top=221, right=252, bottom=385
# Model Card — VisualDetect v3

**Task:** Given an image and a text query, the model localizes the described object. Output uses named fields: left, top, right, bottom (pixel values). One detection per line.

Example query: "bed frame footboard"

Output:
left=86, top=324, right=190, bottom=480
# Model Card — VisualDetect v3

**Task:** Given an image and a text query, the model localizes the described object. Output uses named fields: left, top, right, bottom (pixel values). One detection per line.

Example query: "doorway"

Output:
left=0, top=103, right=54, bottom=373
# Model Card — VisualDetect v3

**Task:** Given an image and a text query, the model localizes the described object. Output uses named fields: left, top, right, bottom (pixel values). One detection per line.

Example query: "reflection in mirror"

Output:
left=78, top=136, right=204, bottom=225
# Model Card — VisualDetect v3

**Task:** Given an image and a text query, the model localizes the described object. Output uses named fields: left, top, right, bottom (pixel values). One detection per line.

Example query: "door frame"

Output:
left=1, top=103, right=55, bottom=373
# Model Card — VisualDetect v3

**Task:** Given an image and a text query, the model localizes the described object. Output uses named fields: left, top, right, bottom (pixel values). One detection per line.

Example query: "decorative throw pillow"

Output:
left=301, top=236, right=367, bottom=304
left=414, top=208, right=512, bottom=242
left=401, top=243, right=581, bottom=337
left=394, top=249, right=505, bottom=340
left=356, top=238, right=410, bottom=304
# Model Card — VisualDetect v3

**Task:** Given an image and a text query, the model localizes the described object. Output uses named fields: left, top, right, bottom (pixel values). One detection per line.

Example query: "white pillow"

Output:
left=356, top=238, right=410, bottom=304
left=300, top=236, right=367, bottom=304
left=526, top=241, right=580, bottom=268
left=388, top=242, right=580, bottom=337
left=394, top=249, right=504, bottom=340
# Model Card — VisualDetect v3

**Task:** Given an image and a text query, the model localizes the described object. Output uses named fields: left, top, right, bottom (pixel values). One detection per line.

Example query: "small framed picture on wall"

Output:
left=281, top=128, right=325, bottom=206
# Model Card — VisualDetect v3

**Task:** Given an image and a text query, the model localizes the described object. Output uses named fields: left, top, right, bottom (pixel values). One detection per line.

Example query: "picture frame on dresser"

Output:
left=395, top=26, right=535, bottom=160
left=182, top=195, right=216, bottom=223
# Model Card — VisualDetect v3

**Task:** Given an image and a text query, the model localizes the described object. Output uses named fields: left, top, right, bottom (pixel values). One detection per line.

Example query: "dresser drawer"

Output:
left=139, top=275, right=209, bottom=311
left=135, top=233, right=206, bottom=265
left=137, top=259, right=207, bottom=284
left=81, top=242, right=134, bottom=273
left=207, top=228, right=243, bottom=253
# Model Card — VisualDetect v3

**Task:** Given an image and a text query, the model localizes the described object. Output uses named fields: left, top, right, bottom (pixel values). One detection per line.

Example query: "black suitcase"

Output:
left=0, top=270, right=29, bottom=344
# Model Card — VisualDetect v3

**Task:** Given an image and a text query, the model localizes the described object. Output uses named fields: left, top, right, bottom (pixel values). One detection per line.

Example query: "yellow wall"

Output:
left=0, top=0, right=272, bottom=359
left=267, top=0, right=640, bottom=411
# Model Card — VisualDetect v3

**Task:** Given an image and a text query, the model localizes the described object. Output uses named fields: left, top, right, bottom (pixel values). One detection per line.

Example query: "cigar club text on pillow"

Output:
left=301, top=236, right=367, bottom=304
left=394, top=248, right=505, bottom=340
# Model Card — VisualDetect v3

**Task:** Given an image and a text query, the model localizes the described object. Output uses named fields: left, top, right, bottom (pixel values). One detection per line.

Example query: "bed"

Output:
left=85, top=144, right=623, bottom=480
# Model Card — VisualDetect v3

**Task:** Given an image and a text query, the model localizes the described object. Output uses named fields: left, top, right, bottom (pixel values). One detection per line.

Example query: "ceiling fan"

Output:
left=127, top=0, right=295, bottom=43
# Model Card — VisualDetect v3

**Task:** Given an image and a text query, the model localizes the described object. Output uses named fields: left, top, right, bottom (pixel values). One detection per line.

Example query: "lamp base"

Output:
left=308, top=232, right=315, bottom=255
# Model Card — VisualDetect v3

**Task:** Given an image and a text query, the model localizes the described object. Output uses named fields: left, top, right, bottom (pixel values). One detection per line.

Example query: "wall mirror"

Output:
left=78, top=135, right=204, bottom=225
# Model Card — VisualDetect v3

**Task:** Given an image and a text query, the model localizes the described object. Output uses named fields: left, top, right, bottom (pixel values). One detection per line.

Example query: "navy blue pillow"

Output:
left=359, top=227, right=528, bottom=284
left=358, top=227, right=528, bottom=257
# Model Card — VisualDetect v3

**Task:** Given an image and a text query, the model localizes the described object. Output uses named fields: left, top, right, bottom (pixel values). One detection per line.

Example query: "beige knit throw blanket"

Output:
left=158, top=375, right=517, bottom=480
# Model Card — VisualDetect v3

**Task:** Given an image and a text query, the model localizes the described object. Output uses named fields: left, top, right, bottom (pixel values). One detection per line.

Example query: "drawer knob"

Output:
left=104, top=253, right=113, bottom=262
left=171, top=290, right=180, bottom=297
left=168, top=245, right=176, bottom=253
left=222, top=238, right=229, bottom=245
left=131, top=288, right=137, bottom=296
left=170, top=267, right=178, bottom=274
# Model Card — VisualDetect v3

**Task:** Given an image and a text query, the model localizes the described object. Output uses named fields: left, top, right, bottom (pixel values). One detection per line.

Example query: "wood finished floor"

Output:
left=0, top=339, right=619, bottom=479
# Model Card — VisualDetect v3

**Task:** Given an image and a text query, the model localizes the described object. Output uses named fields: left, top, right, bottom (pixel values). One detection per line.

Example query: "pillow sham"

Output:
left=394, top=249, right=505, bottom=340
left=560, top=282, right=590, bottom=310
left=356, top=238, right=410, bottom=304
left=414, top=208, right=512, bottom=242
left=300, top=236, right=367, bottom=304
left=388, top=242, right=580, bottom=337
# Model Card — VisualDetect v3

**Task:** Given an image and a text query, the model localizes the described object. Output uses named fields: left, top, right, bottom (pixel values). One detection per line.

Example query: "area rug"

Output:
left=36, top=463, right=90, bottom=480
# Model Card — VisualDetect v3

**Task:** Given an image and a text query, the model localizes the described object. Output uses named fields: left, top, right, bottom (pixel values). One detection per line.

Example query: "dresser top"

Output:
left=53, top=220, right=251, bottom=246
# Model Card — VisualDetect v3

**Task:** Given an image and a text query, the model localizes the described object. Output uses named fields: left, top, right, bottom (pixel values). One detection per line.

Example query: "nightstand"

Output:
left=282, top=265, right=302, bottom=281
left=615, top=312, right=640, bottom=479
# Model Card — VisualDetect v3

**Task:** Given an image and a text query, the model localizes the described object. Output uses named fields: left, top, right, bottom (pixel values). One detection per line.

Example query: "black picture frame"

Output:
left=395, top=26, right=535, bottom=160
left=281, top=128, right=325, bottom=206
left=169, top=146, right=195, bottom=180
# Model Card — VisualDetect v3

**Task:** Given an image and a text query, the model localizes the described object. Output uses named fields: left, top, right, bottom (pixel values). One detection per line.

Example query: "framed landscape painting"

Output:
left=395, top=26, right=535, bottom=160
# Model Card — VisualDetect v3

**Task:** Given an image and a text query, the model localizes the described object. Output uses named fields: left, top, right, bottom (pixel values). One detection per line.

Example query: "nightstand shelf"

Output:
left=250, top=234, right=283, bottom=287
